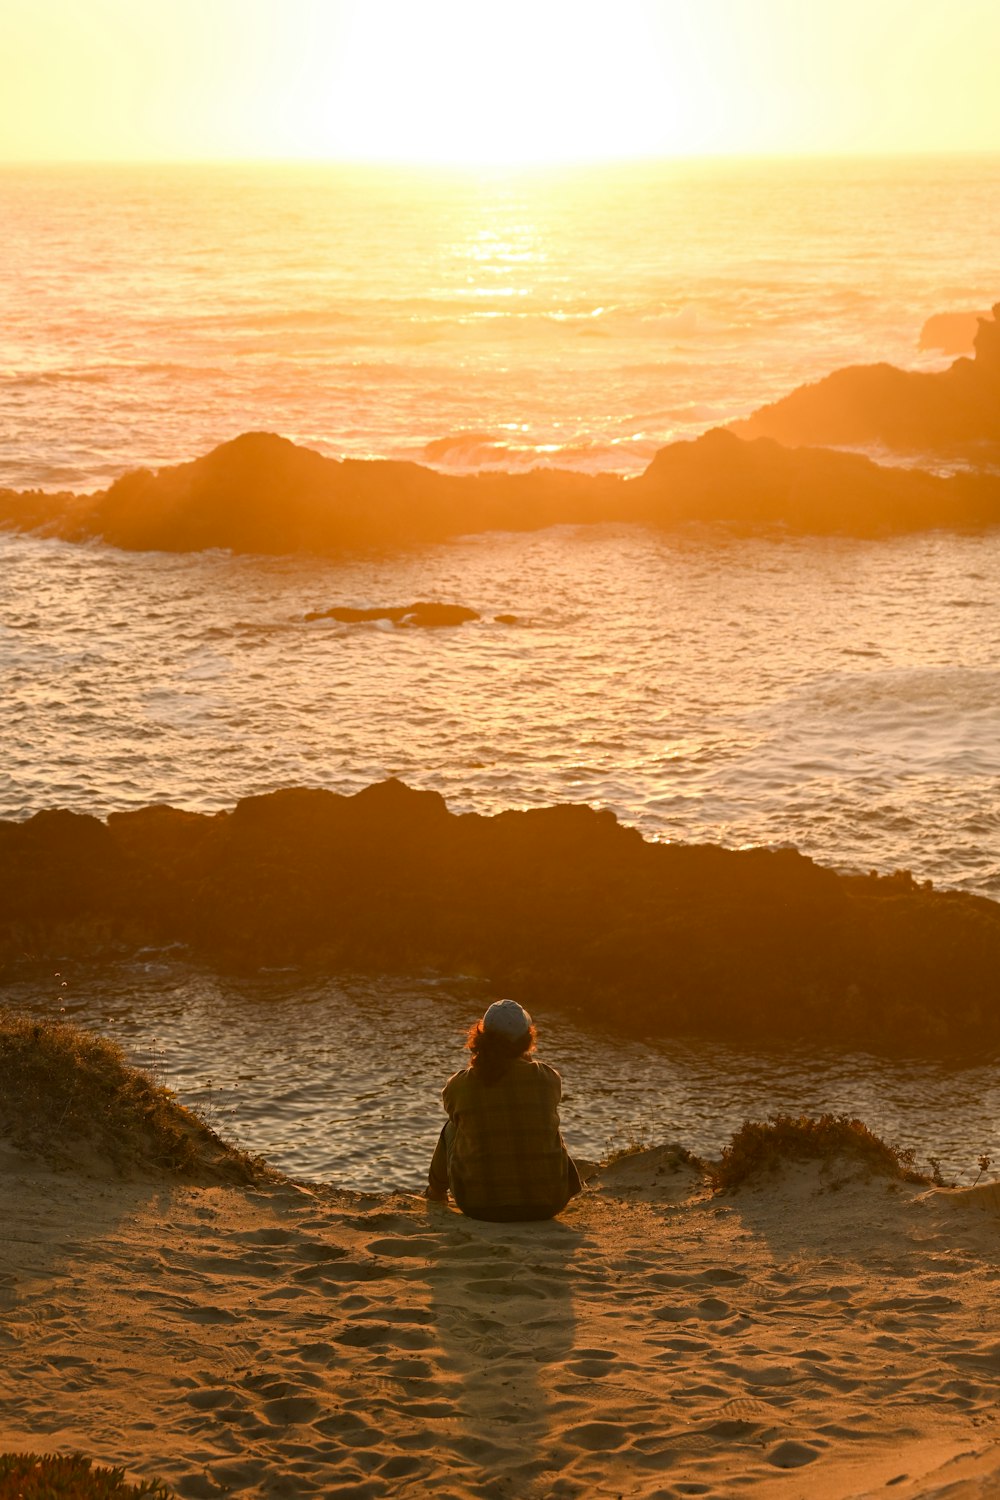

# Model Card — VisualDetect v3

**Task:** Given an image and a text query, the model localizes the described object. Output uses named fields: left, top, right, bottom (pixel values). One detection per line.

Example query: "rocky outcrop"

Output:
left=918, top=310, right=988, bottom=355
left=5, top=401, right=1000, bottom=554
left=2, top=780, right=999, bottom=1054
left=631, top=428, right=1000, bottom=535
left=732, top=304, right=1000, bottom=454
left=0, top=432, right=621, bottom=556
left=303, top=602, right=480, bottom=627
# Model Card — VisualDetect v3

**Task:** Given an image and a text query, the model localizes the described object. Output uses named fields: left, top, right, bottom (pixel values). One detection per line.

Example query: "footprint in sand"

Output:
left=334, top=1321, right=435, bottom=1351
left=259, top=1394, right=322, bottom=1425
left=697, top=1267, right=746, bottom=1285
left=560, top=1347, right=620, bottom=1378
left=654, top=1296, right=732, bottom=1323
left=467, top=1277, right=547, bottom=1298
left=292, top=1258, right=388, bottom=1284
left=714, top=1360, right=801, bottom=1387
left=655, top=1336, right=711, bottom=1353
left=177, top=1303, right=238, bottom=1325
left=366, top=1236, right=439, bottom=1257
left=563, top=1420, right=629, bottom=1451
left=231, top=1227, right=293, bottom=1246
left=291, top=1341, right=337, bottom=1364
left=378, top=1455, right=424, bottom=1479
left=768, top=1439, right=821, bottom=1467
left=184, top=1386, right=236, bottom=1411
left=297, top=1242, right=349, bottom=1263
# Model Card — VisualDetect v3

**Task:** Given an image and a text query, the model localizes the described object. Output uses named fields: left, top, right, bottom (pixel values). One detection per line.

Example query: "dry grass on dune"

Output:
left=0, top=1452, right=173, bottom=1500
left=0, top=1009, right=265, bottom=1183
left=711, top=1112, right=927, bottom=1193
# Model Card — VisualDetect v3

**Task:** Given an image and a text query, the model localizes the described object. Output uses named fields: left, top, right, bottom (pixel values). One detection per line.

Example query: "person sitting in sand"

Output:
left=426, top=998, right=583, bottom=1222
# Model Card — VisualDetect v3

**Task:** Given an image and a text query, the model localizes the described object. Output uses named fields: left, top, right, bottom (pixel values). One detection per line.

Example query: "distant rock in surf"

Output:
left=731, top=302, right=1000, bottom=454
left=631, top=427, right=1000, bottom=536
left=918, top=309, right=989, bottom=356
left=0, top=430, right=618, bottom=556
left=2, top=777, right=999, bottom=1055
left=303, top=602, right=480, bottom=628
left=5, top=394, right=1000, bottom=554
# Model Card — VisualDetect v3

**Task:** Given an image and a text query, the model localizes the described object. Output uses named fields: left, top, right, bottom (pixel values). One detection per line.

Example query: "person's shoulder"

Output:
left=443, top=1066, right=473, bottom=1098
left=522, top=1058, right=561, bottom=1088
left=530, top=1058, right=561, bottom=1079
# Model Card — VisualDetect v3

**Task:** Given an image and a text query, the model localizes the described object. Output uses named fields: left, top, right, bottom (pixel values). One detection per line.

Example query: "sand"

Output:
left=2, top=1144, right=1000, bottom=1500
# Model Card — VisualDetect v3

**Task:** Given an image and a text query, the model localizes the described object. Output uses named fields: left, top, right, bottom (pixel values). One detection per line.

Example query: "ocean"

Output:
left=4, top=156, right=999, bottom=490
left=2, top=156, right=1000, bottom=1185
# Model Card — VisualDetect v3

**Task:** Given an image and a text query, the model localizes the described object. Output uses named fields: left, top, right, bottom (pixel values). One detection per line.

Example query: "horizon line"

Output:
left=3, top=147, right=1000, bottom=172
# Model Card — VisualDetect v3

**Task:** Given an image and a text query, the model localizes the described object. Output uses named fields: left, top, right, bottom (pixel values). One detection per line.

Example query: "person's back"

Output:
left=426, top=999, right=582, bottom=1222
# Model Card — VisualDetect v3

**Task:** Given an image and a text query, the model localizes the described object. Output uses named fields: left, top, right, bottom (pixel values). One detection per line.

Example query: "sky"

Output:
left=2, top=0, right=999, bottom=165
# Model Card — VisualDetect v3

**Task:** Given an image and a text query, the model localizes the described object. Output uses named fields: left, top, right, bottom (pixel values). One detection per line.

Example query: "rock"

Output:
left=632, top=427, right=1000, bottom=536
left=918, top=309, right=989, bottom=355
left=0, top=429, right=621, bottom=557
left=304, top=602, right=480, bottom=627
left=5, top=371, right=1000, bottom=557
left=731, top=303, right=1000, bottom=454
left=2, top=779, right=1000, bottom=1053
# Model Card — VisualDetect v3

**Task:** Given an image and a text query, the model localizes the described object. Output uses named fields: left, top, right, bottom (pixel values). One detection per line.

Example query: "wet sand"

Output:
left=3, top=1144, right=1000, bottom=1498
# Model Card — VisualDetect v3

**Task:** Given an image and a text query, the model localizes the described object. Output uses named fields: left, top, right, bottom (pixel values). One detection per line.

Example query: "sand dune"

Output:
left=3, top=1138, right=1000, bottom=1498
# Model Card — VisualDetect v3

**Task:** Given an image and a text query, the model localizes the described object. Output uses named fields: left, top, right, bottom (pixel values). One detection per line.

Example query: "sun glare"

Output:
left=317, top=2, right=701, bottom=166
left=1, top=0, right=999, bottom=163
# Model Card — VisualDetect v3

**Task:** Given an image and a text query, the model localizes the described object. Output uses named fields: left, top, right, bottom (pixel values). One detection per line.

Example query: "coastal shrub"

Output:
left=0, top=1452, right=172, bottom=1499
left=601, top=1121, right=656, bottom=1164
left=711, top=1113, right=924, bottom=1193
left=0, top=1009, right=264, bottom=1181
left=601, top=1126, right=704, bottom=1171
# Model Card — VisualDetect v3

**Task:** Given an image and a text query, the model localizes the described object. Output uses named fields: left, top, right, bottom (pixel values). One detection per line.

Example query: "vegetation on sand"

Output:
left=0, top=1452, right=172, bottom=1500
left=0, top=1009, right=264, bottom=1181
left=710, top=1113, right=925, bottom=1193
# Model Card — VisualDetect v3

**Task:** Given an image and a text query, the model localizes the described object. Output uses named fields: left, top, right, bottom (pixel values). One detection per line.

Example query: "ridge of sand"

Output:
left=2, top=1147, right=999, bottom=1499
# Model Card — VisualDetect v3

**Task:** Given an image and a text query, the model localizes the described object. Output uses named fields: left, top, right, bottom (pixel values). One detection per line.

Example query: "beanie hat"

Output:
left=482, top=999, right=532, bottom=1039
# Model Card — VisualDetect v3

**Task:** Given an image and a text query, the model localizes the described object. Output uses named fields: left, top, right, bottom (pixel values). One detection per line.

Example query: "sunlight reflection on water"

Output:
left=4, top=525, right=999, bottom=898
left=5, top=960, right=999, bottom=1191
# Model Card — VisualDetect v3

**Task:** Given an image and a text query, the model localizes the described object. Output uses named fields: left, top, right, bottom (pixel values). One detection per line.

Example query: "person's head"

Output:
left=466, top=999, right=536, bottom=1083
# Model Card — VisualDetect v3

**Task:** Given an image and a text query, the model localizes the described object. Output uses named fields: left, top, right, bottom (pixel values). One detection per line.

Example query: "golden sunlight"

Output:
left=318, top=2, right=706, bottom=165
left=2, top=0, right=999, bottom=163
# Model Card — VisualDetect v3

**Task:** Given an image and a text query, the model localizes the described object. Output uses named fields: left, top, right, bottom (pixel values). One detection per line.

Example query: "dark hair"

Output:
left=466, top=1019, right=536, bottom=1085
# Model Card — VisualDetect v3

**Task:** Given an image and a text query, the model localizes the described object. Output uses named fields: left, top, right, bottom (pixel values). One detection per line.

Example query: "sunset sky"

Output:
left=2, top=0, right=999, bottom=165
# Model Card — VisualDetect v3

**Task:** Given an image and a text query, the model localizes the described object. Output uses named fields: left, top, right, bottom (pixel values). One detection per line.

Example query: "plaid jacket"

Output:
left=442, top=1058, right=572, bottom=1212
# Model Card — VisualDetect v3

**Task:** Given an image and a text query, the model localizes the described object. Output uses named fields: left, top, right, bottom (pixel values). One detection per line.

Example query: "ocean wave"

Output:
left=419, top=431, right=654, bottom=473
left=2, top=361, right=237, bottom=391
left=187, top=305, right=360, bottom=331
left=5, top=368, right=112, bottom=388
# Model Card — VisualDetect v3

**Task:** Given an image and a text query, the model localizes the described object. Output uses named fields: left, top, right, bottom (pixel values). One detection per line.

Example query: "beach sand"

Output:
left=3, top=1143, right=1000, bottom=1499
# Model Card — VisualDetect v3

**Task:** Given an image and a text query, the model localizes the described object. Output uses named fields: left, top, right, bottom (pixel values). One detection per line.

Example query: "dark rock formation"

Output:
left=919, top=310, right=988, bottom=355
left=2, top=779, right=998, bottom=1054
left=631, top=428, right=1000, bottom=536
left=303, top=602, right=480, bottom=627
left=732, top=304, right=1000, bottom=454
left=0, top=431, right=620, bottom=556
left=4, top=415, right=1000, bottom=555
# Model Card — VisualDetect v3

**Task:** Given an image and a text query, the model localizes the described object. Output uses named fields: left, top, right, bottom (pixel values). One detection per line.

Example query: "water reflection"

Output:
left=5, top=959, right=999, bottom=1191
